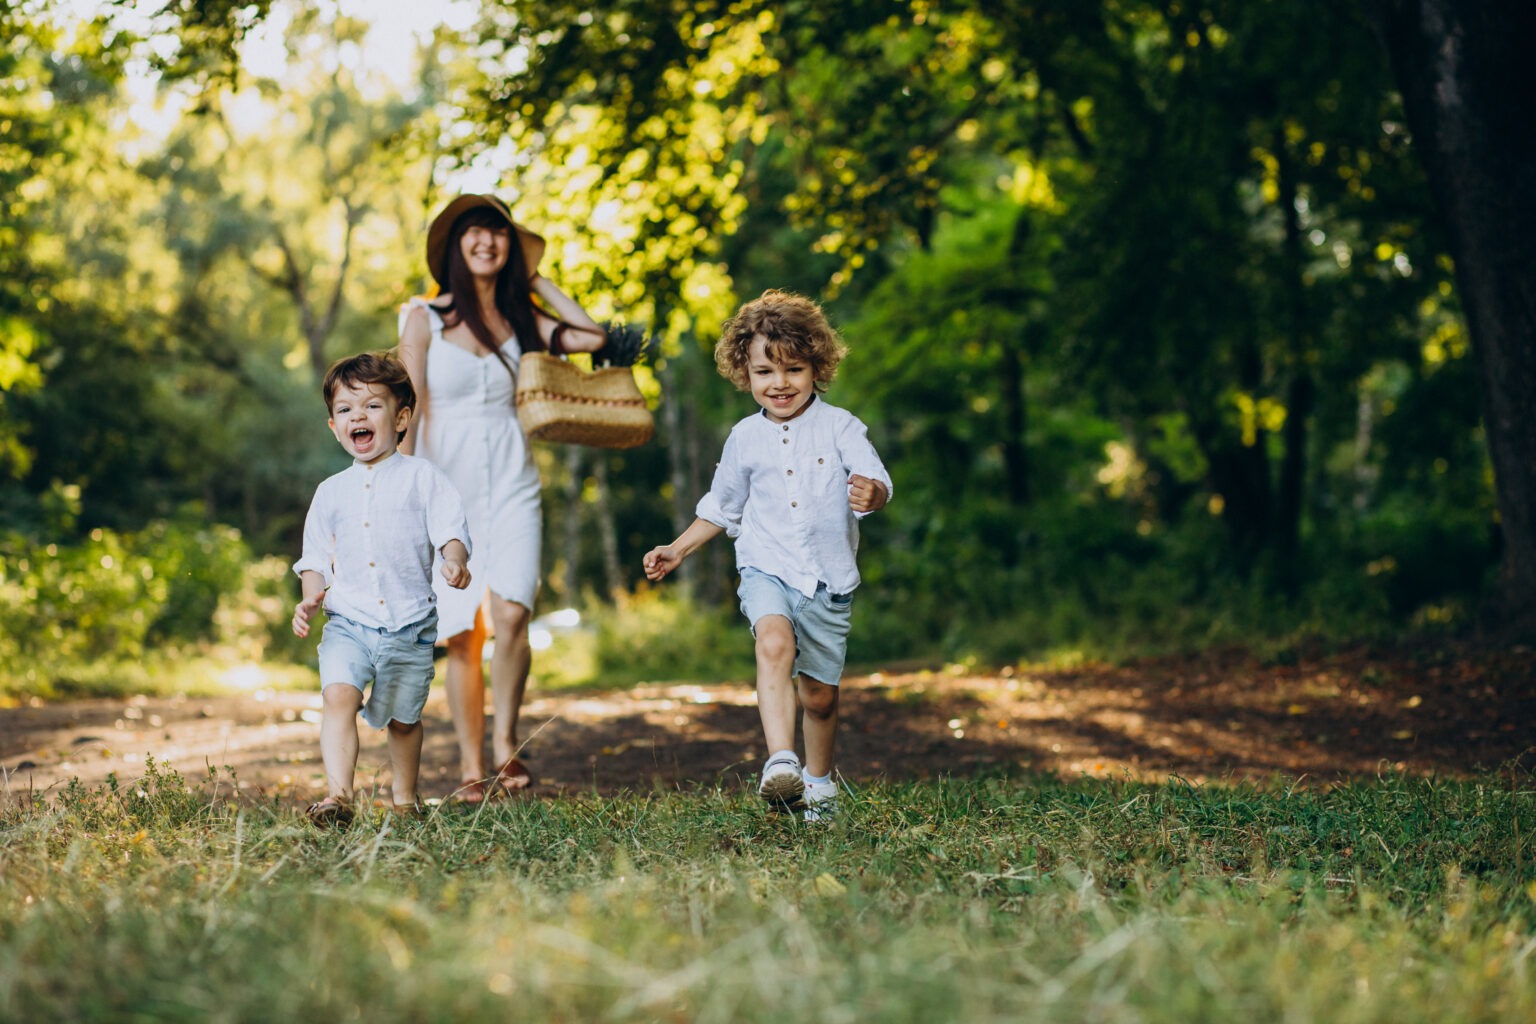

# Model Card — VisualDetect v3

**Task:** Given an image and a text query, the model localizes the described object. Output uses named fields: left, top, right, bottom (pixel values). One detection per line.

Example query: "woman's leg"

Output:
left=444, top=610, right=489, bottom=784
left=486, top=594, right=533, bottom=781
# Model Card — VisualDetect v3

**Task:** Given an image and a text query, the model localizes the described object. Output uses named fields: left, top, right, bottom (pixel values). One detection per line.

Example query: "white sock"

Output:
left=802, top=769, right=831, bottom=785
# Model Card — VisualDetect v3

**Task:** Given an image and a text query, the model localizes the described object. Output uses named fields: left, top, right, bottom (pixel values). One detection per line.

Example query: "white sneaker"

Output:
left=802, top=775, right=839, bottom=823
left=757, top=752, right=804, bottom=806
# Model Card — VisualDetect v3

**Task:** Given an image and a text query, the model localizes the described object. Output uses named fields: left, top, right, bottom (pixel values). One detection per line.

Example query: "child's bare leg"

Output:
left=386, top=719, right=424, bottom=806
left=798, top=675, right=839, bottom=778
left=753, top=615, right=799, bottom=754
left=320, top=683, right=363, bottom=799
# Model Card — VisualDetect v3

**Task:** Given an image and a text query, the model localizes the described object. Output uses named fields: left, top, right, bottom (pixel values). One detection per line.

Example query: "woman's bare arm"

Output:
left=397, top=304, right=434, bottom=454
left=529, top=274, right=606, bottom=353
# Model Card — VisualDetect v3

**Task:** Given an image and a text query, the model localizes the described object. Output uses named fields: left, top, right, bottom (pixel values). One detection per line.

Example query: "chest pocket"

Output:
left=801, top=450, right=846, bottom=506
left=805, top=451, right=842, bottom=476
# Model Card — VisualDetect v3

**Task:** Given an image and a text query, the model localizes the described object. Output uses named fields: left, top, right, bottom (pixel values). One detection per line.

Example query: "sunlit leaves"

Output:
left=103, top=0, right=275, bottom=88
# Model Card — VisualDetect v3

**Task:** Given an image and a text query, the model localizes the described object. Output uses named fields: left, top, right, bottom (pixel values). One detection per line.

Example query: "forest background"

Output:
left=3, top=0, right=1532, bottom=702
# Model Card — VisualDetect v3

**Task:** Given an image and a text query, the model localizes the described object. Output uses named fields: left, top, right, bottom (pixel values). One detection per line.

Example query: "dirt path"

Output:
left=3, top=643, right=1533, bottom=807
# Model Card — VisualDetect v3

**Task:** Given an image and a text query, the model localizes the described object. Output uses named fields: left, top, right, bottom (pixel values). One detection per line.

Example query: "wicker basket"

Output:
left=515, top=351, right=654, bottom=449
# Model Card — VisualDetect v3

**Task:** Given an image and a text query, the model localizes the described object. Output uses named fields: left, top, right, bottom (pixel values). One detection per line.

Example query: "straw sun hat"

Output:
left=425, top=194, right=546, bottom=288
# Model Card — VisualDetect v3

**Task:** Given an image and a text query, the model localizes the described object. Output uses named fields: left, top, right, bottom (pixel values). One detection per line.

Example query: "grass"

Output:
left=2, top=763, right=1534, bottom=1022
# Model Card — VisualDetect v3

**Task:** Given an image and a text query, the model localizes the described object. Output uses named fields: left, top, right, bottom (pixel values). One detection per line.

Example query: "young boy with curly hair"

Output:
left=293, top=351, right=473, bottom=826
left=643, top=290, right=892, bottom=821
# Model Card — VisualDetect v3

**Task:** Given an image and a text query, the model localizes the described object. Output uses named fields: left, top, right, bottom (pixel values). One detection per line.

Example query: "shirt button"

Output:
left=791, top=501, right=798, bottom=508
left=782, top=425, right=789, bottom=431
left=363, top=521, right=370, bottom=527
left=369, top=562, right=376, bottom=567
left=818, top=458, right=824, bottom=464
left=786, top=469, right=793, bottom=476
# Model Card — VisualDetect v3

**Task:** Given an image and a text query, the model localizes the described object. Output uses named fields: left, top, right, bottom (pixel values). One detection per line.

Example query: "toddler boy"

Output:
left=293, top=351, right=472, bottom=825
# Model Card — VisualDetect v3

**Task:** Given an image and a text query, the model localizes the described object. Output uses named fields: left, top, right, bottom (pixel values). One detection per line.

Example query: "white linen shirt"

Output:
left=696, top=396, right=892, bottom=598
left=293, top=452, right=472, bottom=632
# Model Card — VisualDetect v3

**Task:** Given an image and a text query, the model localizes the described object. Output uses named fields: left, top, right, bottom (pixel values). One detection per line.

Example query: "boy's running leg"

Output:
left=799, top=677, right=840, bottom=821
left=754, top=615, right=799, bottom=755
left=797, top=675, right=839, bottom=780
left=320, top=683, right=363, bottom=799
left=800, top=677, right=840, bottom=821
left=310, top=683, right=362, bottom=826
left=754, top=615, right=804, bottom=804
left=386, top=718, right=424, bottom=809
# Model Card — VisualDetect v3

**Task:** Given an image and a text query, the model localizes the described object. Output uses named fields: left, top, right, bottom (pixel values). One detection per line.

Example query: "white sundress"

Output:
left=400, top=298, right=543, bottom=638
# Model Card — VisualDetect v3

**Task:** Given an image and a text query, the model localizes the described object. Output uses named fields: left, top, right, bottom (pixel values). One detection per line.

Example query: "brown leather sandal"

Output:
left=490, top=757, right=534, bottom=795
left=304, top=795, right=354, bottom=828
left=449, top=778, right=487, bottom=805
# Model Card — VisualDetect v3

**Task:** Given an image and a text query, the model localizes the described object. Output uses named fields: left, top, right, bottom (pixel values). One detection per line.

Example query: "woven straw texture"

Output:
left=515, top=351, right=654, bottom=449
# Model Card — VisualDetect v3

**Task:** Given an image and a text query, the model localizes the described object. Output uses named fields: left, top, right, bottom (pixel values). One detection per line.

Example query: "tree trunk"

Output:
left=1367, top=0, right=1536, bottom=636
left=660, top=343, right=695, bottom=596
left=1274, top=132, right=1314, bottom=585
left=561, top=444, right=584, bottom=602
left=999, top=334, right=1029, bottom=509
left=593, top=454, right=623, bottom=598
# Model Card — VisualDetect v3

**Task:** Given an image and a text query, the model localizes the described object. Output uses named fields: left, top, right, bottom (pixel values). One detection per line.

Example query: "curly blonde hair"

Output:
left=715, top=289, right=847, bottom=393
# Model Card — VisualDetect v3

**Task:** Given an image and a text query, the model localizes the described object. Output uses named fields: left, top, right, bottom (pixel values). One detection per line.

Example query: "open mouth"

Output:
left=350, top=427, right=376, bottom=448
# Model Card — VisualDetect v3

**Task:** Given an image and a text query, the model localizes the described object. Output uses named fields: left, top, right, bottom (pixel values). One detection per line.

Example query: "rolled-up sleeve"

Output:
left=293, top=486, right=335, bottom=584
left=422, top=465, right=472, bottom=558
left=695, top=431, right=748, bottom=537
left=838, top=415, right=893, bottom=519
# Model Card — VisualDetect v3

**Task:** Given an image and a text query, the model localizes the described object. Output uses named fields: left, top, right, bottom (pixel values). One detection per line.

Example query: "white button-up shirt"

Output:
left=697, top=397, right=892, bottom=598
left=293, top=452, right=472, bottom=631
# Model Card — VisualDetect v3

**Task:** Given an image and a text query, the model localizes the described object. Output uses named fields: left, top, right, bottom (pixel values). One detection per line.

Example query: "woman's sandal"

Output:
left=449, top=778, right=488, bottom=806
left=304, top=795, right=354, bottom=829
left=490, top=757, right=534, bottom=795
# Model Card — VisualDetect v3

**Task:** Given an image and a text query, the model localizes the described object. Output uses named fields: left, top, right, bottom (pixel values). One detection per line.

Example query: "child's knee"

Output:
left=387, top=718, right=421, bottom=737
left=754, top=617, right=795, bottom=664
left=322, top=683, right=362, bottom=712
left=799, top=678, right=839, bottom=719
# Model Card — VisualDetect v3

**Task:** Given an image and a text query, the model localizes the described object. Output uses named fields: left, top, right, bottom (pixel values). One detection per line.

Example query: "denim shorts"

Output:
left=737, top=566, right=853, bottom=686
left=316, top=610, right=438, bottom=729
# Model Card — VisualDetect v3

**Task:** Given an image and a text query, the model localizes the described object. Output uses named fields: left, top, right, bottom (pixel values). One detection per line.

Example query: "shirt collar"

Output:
left=757, top=393, right=819, bottom=426
left=352, top=450, right=404, bottom=472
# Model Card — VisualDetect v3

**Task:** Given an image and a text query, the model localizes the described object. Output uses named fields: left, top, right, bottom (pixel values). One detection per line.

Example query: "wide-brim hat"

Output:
left=425, top=194, right=546, bottom=287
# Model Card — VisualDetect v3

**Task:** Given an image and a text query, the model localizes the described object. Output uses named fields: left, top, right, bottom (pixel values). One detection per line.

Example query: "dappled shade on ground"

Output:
left=2, top=643, right=1532, bottom=807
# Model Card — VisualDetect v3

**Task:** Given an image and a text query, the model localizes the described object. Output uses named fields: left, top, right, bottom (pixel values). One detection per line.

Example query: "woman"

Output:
left=399, top=194, right=604, bottom=802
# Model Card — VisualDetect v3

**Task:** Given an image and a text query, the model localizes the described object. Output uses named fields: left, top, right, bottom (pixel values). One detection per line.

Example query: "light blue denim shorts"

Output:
left=317, top=610, right=438, bottom=729
left=737, top=566, right=853, bottom=686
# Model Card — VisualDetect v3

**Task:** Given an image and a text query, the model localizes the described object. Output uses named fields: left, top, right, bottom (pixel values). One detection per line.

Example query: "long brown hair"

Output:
left=436, top=207, right=546, bottom=372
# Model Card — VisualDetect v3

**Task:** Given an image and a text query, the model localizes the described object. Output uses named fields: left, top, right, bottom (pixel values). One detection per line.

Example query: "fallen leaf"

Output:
left=814, top=873, right=847, bottom=897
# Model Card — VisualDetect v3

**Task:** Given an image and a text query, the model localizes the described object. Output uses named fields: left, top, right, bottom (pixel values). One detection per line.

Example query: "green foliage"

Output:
left=138, top=509, right=251, bottom=646
left=589, top=589, right=756, bottom=685
left=0, top=516, right=299, bottom=699
left=0, top=0, right=1516, bottom=689
left=2, top=769, right=1533, bottom=1021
